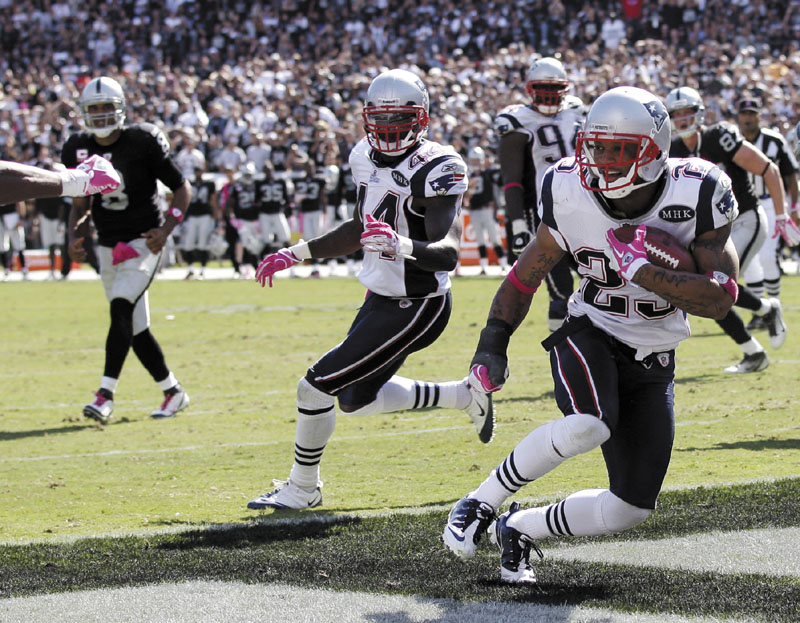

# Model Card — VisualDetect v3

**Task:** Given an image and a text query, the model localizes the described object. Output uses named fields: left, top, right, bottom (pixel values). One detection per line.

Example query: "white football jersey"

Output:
left=495, top=99, right=585, bottom=204
left=349, top=138, right=468, bottom=298
left=540, top=157, right=738, bottom=354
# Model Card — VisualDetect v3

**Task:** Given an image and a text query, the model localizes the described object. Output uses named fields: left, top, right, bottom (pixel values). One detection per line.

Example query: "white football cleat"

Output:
left=489, top=501, right=543, bottom=584
left=83, top=391, right=114, bottom=425
left=762, top=298, right=787, bottom=349
left=150, top=385, right=189, bottom=419
left=463, top=377, right=495, bottom=443
left=247, top=479, right=323, bottom=510
left=723, top=351, right=769, bottom=373
left=443, top=496, right=496, bottom=559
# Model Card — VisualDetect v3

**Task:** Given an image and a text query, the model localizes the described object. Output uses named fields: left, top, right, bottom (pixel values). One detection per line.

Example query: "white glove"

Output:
left=774, top=213, right=800, bottom=246
left=360, top=214, right=415, bottom=259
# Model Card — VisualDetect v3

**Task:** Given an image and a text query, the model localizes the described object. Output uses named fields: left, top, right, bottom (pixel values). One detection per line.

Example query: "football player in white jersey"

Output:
left=247, top=69, right=495, bottom=511
left=735, top=97, right=799, bottom=326
left=495, top=57, right=585, bottom=330
left=444, top=87, right=739, bottom=583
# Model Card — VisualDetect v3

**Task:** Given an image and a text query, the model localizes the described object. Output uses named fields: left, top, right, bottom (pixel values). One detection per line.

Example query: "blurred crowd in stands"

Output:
left=2, top=0, right=800, bottom=271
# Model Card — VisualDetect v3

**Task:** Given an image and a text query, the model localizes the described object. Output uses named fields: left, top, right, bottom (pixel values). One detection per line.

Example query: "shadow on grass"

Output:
left=0, top=423, right=118, bottom=440
left=157, top=514, right=363, bottom=550
left=676, top=438, right=800, bottom=452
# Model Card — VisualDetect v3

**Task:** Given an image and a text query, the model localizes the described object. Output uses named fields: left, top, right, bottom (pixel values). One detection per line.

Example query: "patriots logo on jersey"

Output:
left=430, top=172, right=465, bottom=196
left=644, top=101, right=668, bottom=131
left=715, top=188, right=736, bottom=219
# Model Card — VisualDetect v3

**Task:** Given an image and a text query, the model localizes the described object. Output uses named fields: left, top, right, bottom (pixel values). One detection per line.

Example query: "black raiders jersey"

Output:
left=186, top=179, right=217, bottom=218
left=747, top=128, right=799, bottom=199
left=61, top=123, right=185, bottom=246
left=228, top=180, right=259, bottom=220
left=256, top=177, right=292, bottom=214
left=468, top=168, right=499, bottom=211
left=295, top=176, right=326, bottom=213
left=670, top=122, right=758, bottom=214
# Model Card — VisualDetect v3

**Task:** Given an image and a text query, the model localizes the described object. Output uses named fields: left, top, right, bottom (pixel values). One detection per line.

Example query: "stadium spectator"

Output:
left=443, top=86, right=739, bottom=583
left=63, top=76, right=190, bottom=424
left=246, top=69, right=492, bottom=512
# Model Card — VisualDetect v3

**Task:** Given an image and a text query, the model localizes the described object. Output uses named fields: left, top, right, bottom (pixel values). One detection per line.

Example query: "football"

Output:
left=613, top=225, right=697, bottom=273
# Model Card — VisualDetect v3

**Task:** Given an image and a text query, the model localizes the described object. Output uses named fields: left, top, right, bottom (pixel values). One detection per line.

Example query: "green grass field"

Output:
left=1, top=273, right=799, bottom=620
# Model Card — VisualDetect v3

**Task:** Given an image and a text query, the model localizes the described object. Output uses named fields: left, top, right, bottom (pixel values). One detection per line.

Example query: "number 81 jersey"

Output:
left=541, top=156, right=737, bottom=354
left=349, top=137, right=468, bottom=298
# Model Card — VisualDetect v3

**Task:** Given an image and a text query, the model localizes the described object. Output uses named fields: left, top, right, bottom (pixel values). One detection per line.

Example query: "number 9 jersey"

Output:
left=495, top=96, right=585, bottom=210
left=349, top=137, right=468, bottom=298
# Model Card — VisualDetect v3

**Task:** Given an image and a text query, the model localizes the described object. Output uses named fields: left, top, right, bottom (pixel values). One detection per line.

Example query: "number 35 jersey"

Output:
left=62, top=123, right=185, bottom=247
left=540, top=156, right=738, bottom=354
left=349, top=138, right=468, bottom=298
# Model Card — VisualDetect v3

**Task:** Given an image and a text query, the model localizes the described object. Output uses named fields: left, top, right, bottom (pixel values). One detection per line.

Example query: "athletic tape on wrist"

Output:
left=706, top=270, right=738, bottom=303
left=506, top=262, right=539, bottom=294
left=290, top=240, right=312, bottom=260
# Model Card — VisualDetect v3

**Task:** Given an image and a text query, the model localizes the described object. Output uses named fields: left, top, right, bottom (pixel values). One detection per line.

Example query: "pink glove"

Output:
left=255, top=248, right=301, bottom=287
left=360, top=214, right=415, bottom=259
left=773, top=214, right=800, bottom=246
left=468, top=363, right=506, bottom=394
left=60, top=154, right=121, bottom=196
left=605, top=225, right=650, bottom=283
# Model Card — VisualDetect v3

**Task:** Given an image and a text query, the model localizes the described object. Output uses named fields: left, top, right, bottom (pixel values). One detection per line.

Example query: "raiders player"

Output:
left=445, top=87, right=738, bottom=583
left=226, top=161, right=262, bottom=277
left=666, top=86, right=800, bottom=373
left=182, top=164, right=218, bottom=280
left=255, top=160, right=293, bottom=259
left=496, top=57, right=585, bottom=330
left=247, top=69, right=494, bottom=512
left=735, top=97, right=800, bottom=327
left=465, top=146, right=507, bottom=275
left=63, top=76, right=191, bottom=424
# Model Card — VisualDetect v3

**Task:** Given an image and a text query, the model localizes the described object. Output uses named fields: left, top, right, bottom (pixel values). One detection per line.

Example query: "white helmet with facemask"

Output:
left=576, top=86, right=671, bottom=200
left=362, top=69, right=430, bottom=155
left=80, top=77, right=126, bottom=139
left=664, top=87, right=705, bottom=139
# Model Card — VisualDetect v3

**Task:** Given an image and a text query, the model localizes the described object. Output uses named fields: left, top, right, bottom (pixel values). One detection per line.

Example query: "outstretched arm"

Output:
left=470, top=224, right=566, bottom=391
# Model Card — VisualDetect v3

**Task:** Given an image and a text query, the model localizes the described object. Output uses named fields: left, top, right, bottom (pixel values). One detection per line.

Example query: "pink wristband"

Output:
left=706, top=271, right=738, bottom=303
left=506, top=262, right=539, bottom=294
left=503, top=182, right=523, bottom=191
left=169, top=207, right=184, bottom=223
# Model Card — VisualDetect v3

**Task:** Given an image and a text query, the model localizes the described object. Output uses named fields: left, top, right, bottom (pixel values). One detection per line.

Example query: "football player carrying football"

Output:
left=444, top=87, right=739, bottom=583
left=63, top=76, right=191, bottom=424
left=247, top=69, right=493, bottom=512
left=667, top=86, right=799, bottom=372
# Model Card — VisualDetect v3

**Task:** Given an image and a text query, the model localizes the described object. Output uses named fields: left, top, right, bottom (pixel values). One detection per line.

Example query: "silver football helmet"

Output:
left=576, top=86, right=671, bottom=199
left=362, top=69, right=430, bottom=154
left=525, top=57, right=570, bottom=115
left=80, top=77, right=126, bottom=138
left=664, top=86, right=705, bottom=139
left=238, top=161, right=257, bottom=182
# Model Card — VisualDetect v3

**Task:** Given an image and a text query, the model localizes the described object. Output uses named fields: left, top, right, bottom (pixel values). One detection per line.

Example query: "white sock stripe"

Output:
left=497, top=452, right=532, bottom=492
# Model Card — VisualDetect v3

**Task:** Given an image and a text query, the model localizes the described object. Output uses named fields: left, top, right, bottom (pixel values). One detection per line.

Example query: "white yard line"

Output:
left=0, top=580, right=764, bottom=623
